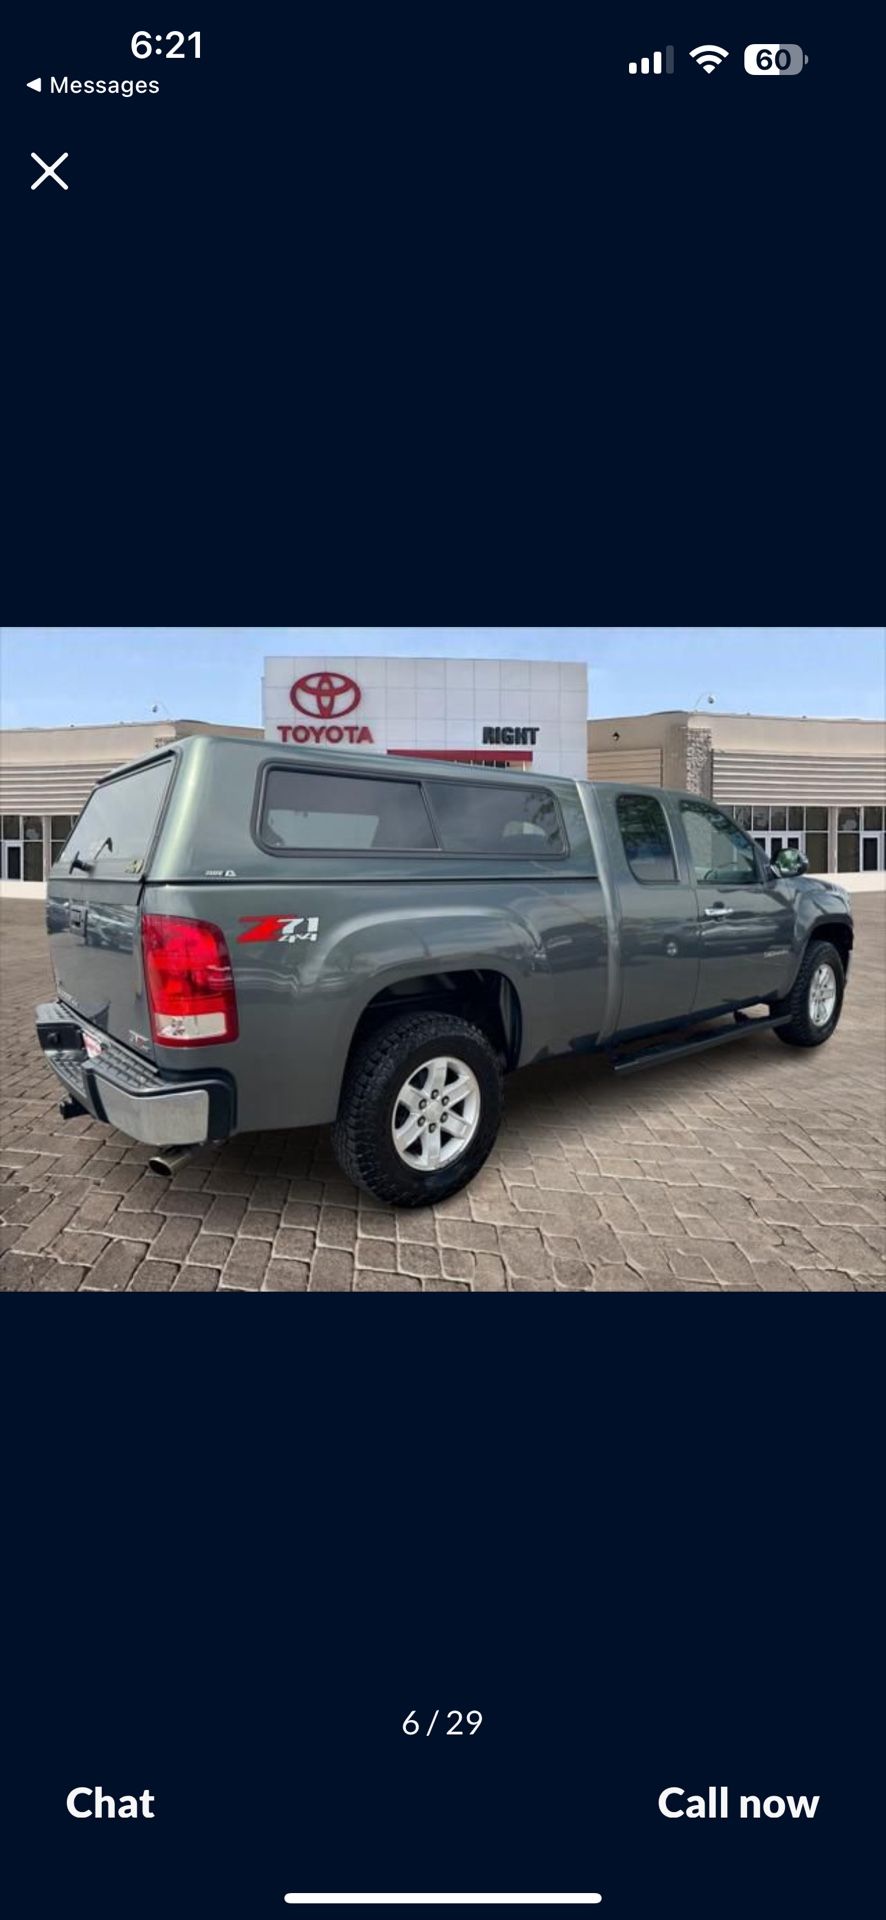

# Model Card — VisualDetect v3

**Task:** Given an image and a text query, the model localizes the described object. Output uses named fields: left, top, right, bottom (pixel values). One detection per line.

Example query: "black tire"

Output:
left=771, top=940, right=845, bottom=1048
left=332, top=1011, right=504, bottom=1207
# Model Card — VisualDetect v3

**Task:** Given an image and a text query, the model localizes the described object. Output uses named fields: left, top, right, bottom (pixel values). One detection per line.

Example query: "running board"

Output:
left=608, top=1012, right=791, bottom=1075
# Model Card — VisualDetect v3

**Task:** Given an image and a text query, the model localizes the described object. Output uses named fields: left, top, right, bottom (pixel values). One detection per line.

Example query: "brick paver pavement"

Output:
left=2, top=899, right=884, bottom=1292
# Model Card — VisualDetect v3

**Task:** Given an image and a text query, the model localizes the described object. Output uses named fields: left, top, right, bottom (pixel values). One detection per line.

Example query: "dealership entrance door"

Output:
left=862, top=832, right=884, bottom=871
left=2, top=841, right=23, bottom=881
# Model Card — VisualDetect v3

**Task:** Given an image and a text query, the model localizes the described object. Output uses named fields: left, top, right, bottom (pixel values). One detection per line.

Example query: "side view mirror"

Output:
left=774, top=848, right=809, bottom=877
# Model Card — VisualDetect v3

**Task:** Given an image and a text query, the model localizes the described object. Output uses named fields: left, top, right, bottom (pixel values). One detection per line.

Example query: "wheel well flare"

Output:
left=808, top=921, right=853, bottom=969
left=346, top=969, right=522, bottom=1077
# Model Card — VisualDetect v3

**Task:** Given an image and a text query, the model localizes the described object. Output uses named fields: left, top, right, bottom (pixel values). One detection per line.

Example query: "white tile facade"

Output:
left=262, top=656, right=589, bottom=780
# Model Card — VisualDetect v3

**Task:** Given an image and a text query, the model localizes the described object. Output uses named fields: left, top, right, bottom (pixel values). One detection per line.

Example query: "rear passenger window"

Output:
left=616, top=794, right=677, bottom=882
left=261, top=768, right=436, bottom=851
left=425, top=781, right=565, bottom=856
left=56, top=759, right=173, bottom=877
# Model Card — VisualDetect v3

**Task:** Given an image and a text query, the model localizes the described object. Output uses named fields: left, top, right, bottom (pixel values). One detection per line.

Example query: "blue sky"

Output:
left=1, top=628, right=883, bottom=728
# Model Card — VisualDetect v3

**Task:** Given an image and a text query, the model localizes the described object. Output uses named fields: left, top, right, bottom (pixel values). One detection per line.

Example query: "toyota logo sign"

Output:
left=290, top=671, right=362, bottom=719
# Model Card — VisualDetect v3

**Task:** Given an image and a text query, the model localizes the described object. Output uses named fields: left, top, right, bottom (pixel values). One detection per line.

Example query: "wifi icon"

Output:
left=689, top=44, right=730, bottom=72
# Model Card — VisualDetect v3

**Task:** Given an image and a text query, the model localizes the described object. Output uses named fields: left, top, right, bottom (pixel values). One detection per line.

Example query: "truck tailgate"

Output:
left=46, top=882, right=154, bottom=1057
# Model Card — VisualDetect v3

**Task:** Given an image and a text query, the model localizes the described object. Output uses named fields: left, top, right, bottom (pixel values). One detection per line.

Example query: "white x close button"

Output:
left=31, top=152, right=69, bottom=190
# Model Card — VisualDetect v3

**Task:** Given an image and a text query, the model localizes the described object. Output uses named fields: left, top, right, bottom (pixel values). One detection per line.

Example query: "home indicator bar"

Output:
left=283, top=1899, right=603, bottom=1908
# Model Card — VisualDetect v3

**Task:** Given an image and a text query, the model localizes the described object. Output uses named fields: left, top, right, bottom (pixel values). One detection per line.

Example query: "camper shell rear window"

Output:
left=52, top=758, right=174, bottom=878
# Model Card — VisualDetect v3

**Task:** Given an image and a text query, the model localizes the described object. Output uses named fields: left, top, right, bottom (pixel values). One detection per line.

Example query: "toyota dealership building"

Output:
left=2, top=648, right=883, bottom=894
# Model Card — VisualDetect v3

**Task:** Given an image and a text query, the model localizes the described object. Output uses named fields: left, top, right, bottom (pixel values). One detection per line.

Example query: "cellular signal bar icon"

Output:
left=628, top=47, right=674, bottom=75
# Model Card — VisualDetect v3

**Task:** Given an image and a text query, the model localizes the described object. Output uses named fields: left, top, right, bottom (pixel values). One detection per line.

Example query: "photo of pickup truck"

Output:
left=35, top=737, right=854, bottom=1206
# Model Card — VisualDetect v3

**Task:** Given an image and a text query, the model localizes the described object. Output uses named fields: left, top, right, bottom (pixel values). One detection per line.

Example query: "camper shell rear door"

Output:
left=45, top=753, right=176, bottom=1057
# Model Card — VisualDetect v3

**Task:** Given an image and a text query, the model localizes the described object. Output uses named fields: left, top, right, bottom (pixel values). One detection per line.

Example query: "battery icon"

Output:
left=744, top=44, right=808, bottom=74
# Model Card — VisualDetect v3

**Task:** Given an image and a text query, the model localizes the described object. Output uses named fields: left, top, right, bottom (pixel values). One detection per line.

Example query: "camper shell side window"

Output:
left=254, top=762, right=570, bottom=860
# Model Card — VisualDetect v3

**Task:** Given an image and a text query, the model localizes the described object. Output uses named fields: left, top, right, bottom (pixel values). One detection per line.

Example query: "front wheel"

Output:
left=332, top=1010, right=504, bottom=1206
left=771, top=940, right=845, bottom=1048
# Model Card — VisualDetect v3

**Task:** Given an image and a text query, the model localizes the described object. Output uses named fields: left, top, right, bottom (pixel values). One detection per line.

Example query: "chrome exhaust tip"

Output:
left=148, top=1145, right=196, bottom=1177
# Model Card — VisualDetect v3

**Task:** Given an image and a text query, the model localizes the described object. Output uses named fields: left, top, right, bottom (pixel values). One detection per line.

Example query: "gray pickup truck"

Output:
left=35, top=736, right=853, bottom=1205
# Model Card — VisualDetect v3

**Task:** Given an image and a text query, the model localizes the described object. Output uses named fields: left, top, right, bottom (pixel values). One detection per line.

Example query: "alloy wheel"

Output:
left=391, top=1055, right=481, bottom=1170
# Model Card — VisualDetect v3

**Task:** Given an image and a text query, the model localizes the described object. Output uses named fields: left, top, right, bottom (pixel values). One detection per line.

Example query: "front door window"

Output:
left=680, top=800, right=759, bottom=886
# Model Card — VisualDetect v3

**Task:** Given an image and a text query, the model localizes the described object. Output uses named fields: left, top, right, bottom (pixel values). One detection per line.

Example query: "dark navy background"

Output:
left=2, top=5, right=883, bottom=1917
left=2, top=1304, right=880, bottom=1918
left=3, top=4, right=883, bottom=622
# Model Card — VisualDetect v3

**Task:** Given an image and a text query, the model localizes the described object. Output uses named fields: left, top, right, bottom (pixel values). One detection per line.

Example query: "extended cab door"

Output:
left=673, top=796, right=795, bottom=1013
left=609, top=791, right=700, bottom=1035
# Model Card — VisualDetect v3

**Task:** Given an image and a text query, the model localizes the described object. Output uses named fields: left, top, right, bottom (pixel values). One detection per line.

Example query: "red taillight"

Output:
left=141, top=914, right=239, bottom=1046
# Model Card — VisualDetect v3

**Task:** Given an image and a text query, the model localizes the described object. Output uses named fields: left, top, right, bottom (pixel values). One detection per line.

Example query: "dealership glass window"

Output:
left=22, top=816, right=43, bottom=882
left=615, top=795, right=676, bottom=883
left=804, top=807, right=828, bottom=868
left=2, top=815, right=21, bottom=839
left=262, top=768, right=436, bottom=851
left=426, top=781, right=565, bottom=857
left=837, top=808, right=860, bottom=871
left=864, top=807, right=884, bottom=832
left=722, top=804, right=831, bottom=871
left=680, top=800, right=758, bottom=886
left=805, top=832, right=829, bottom=870
left=51, top=814, right=79, bottom=868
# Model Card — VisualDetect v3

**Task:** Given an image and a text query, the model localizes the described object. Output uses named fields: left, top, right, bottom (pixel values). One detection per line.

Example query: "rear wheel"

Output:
left=771, top=940, right=845, bottom=1048
left=332, top=1011, right=504, bottom=1206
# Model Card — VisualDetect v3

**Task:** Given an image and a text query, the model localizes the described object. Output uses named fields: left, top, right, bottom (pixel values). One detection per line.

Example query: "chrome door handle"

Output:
left=704, top=905, right=734, bottom=917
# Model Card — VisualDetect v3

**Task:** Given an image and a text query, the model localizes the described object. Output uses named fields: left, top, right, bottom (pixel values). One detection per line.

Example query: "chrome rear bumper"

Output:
left=35, top=1001, right=234, bottom=1147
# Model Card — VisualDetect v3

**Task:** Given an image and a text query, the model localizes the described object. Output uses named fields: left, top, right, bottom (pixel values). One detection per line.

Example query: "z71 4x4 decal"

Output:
left=237, top=915, right=320, bottom=944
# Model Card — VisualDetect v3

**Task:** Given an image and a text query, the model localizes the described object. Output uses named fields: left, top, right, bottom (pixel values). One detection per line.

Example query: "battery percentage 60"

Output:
left=744, top=44, right=808, bottom=75
left=402, top=1709, right=483, bottom=1736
